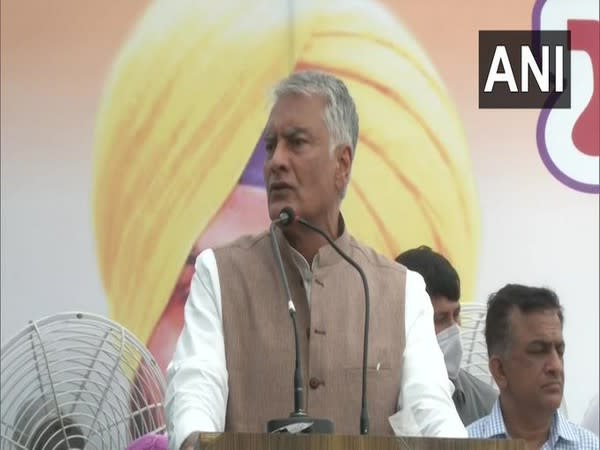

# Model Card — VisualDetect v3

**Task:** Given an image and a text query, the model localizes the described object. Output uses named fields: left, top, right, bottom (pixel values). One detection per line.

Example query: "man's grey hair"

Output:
left=272, top=71, right=359, bottom=159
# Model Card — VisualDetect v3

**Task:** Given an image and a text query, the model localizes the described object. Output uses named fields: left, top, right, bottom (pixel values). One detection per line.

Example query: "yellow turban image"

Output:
left=93, top=0, right=480, bottom=346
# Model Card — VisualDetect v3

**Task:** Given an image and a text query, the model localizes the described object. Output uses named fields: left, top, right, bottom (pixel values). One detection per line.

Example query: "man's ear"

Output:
left=335, top=145, right=352, bottom=191
left=489, top=355, right=508, bottom=389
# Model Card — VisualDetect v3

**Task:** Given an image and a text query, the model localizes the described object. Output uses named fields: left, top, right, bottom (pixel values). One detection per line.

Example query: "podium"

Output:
left=196, top=433, right=525, bottom=449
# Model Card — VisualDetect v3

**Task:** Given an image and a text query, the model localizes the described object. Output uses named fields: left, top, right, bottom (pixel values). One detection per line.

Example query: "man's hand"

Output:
left=180, top=431, right=201, bottom=450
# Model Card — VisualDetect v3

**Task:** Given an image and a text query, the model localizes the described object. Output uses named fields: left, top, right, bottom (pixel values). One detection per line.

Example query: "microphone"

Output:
left=286, top=208, right=371, bottom=435
left=266, top=210, right=334, bottom=434
left=277, top=207, right=296, bottom=227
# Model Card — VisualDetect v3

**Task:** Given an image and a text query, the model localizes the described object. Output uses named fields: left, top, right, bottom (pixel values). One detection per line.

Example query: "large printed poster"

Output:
left=1, top=0, right=598, bottom=423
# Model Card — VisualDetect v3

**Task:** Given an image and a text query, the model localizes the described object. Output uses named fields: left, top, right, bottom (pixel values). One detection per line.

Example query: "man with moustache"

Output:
left=165, top=71, right=466, bottom=450
left=468, top=284, right=598, bottom=449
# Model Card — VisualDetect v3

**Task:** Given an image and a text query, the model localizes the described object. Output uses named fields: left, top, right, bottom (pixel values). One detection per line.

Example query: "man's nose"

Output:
left=544, top=348, right=563, bottom=374
left=269, top=141, right=289, bottom=170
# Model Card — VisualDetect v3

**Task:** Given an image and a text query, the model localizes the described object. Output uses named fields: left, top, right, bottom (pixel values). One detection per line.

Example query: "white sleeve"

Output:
left=165, top=249, right=228, bottom=450
left=390, top=269, right=467, bottom=438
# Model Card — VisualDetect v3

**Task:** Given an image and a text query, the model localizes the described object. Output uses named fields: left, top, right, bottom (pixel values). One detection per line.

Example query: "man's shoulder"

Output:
left=213, top=230, right=271, bottom=254
left=569, top=421, right=600, bottom=440
left=457, top=370, right=498, bottom=397
left=466, top=413, right=494, bottom=437
left=348, top=234, right=406, bottom=275
left=466, top=399, right=504, bottom=438
left=558, top=414, right=600, bottom=446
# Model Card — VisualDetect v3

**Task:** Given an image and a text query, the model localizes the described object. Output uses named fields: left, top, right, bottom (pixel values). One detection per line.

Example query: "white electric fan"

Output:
left=0, top=312, right=166, bottom=449
left=459, top=302, right=494, bottom=386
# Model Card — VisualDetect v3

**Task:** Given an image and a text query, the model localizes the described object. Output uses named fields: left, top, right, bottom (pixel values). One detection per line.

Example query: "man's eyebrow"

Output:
left=282, top=127, right=310, bottom=137
left=263, top=127, right=311, bottom=141
left=527, top=339, right=565, bottom=347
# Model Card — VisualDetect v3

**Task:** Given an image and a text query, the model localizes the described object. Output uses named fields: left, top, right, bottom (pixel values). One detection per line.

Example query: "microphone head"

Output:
left=278, top=207, right=296, bottom=226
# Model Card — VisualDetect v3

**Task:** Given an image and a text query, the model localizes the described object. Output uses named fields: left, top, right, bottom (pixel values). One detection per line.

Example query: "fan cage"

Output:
left=460, top=303, right=496, bottom=387
left=1, top=312, right=166, bottom=449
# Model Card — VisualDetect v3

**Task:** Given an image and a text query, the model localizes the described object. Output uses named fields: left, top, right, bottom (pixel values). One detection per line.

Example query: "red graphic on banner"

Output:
left=569, top=19, right=599, bottom=157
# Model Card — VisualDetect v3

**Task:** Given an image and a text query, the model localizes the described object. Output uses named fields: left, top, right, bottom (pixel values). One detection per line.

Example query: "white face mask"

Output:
left=436, top=324, right=463, bottom=380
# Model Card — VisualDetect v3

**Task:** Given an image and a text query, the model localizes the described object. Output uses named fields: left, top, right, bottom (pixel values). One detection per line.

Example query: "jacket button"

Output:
left=309, top=377, right=323, bottom=389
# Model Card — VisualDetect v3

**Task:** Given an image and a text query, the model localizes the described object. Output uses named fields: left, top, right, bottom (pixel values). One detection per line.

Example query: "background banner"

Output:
left=1, top=0, right=598, bottom=423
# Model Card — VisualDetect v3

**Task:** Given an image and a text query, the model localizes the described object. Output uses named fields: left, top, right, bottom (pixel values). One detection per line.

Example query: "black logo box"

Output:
left=479, top=30, right=571, bottom=109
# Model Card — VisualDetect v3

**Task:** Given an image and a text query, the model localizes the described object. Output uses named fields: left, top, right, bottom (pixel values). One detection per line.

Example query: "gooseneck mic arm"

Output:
left=269, top=216, right=305, bottom=416
left=291, top=210, right=371, bottom=436
left=266, top=208, right=334, bottom=434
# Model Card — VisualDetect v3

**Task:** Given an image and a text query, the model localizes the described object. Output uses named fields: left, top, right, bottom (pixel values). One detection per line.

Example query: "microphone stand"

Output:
left=266, top=216, right=334, bottom=434
left=296, top=216, right=371, bottom=435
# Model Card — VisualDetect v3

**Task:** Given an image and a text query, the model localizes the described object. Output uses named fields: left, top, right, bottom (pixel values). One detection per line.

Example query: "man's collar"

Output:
left=277, top=213, right=351, bottom=269
left=484, top=398, right=578, bottom=444
left=480, top=399, right=509, bottom=438
left=313, top=214, right=351, bottom=268
left=551, top=409, right=580, bottom=444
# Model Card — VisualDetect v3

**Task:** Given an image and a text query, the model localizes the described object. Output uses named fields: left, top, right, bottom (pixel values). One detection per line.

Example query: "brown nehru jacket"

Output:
left=213, top=225, right=406, bottom=435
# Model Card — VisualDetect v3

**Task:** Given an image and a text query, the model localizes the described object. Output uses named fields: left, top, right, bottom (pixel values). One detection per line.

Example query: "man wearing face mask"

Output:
left=396, top=246, right=497, bottom=426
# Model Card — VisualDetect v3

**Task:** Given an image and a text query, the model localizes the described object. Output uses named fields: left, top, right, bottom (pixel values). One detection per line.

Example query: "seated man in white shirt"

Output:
left=396, top=246, right=497, bottom=426
left=165, top=70, right=467, bottom=450
left=467, top=284, right=599, bottom=450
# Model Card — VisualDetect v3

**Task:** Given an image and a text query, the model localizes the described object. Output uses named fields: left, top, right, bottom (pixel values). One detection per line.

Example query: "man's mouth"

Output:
left=542, top=381, right=562, bottom=390
left=269, top=182, right=293, bottom=192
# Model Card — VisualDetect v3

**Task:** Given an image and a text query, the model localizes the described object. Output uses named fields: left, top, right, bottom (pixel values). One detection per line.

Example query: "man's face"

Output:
left=431, top=295, right=461, bottom=334
left=263, top=93, right=349, bottom=223
left=495, top=309, right=565, bottom=413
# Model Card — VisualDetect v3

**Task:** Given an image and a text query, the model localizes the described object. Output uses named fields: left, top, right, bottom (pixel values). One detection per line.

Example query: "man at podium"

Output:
left=165, top=71, right=467, bottom=450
